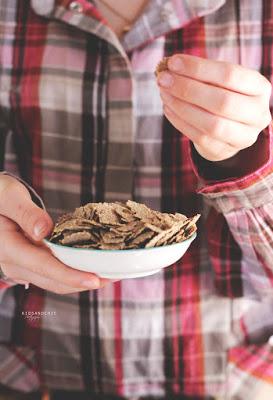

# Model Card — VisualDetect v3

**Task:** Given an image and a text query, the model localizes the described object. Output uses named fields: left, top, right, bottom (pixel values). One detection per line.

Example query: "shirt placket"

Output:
left=32, top=0, right=135, bottom=201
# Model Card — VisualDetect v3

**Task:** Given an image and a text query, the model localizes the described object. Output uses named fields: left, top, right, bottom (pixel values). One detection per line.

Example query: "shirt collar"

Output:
left=30, top=0, right=226, bottom=52
left=122, top=0, right=226, bottom=52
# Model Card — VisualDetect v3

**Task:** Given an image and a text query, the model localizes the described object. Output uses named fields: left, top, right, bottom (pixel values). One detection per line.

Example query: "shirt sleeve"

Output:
left=0, top=171, right=46, bottom=289
left=0, top=278, right=17, bottom=289
left=189, top=124, right=273, bottom=299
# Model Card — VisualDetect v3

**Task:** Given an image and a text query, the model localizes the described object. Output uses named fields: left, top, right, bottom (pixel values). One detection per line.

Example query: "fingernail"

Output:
left=158, top=72, right=173, bottom=88
left=34, top=220, right=48, bottom=238
left=81, top=279, right=100, bottom=289
left=169, top=57, right=183, bottom=71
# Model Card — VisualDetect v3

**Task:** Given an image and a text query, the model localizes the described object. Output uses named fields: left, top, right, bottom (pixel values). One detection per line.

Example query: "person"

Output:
left=0, top=0, right=272, bottom=399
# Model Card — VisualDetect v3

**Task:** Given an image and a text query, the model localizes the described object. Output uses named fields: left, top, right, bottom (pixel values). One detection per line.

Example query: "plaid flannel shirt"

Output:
left=0, top=0, right=273, bottom=399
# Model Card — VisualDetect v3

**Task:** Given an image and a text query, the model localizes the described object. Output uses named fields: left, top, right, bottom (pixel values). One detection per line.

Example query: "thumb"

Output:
left=0, top=176, right=53, bottom=241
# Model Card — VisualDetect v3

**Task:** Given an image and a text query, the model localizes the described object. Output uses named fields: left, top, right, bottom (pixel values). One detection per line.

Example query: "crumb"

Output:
left=155, top=57, right=170, bottom=77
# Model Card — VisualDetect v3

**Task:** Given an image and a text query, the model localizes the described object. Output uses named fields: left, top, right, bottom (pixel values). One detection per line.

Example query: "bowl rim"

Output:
left=43, top=232, right=197, bottom=253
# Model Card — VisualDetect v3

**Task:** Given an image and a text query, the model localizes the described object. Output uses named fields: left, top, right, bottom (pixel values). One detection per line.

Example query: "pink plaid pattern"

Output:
left=0, top=1, right=273, bottom=398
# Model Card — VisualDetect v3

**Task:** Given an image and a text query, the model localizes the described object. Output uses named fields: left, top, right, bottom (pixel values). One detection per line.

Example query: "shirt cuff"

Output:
left=0, top=279, right=17, bottom=289
left=0, top=266, right=17, bottom=288
left=189, top=124, right=273, bottom=213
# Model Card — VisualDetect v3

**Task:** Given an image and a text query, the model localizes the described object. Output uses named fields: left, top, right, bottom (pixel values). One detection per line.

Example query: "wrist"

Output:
left=192, top=130, right=269, bottom=181
left=0, top=264, right=17, bottom=285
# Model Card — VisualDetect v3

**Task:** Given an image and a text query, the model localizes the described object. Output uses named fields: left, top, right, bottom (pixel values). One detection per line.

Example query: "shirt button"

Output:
left=69, top=1, right=83, bottom=13
left=268, top=335, right=273, bottom=346
left=160, top=3, right=173, bottom=21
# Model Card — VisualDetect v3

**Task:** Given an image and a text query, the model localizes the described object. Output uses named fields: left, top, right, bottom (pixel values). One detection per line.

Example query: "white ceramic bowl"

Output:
left=43, top=233, right=196, bottom=279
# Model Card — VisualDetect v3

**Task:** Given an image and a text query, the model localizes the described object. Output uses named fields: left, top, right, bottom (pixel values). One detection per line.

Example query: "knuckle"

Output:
left=265, top=111, right=272, bottom=126
left=0, top=176, right=27, bottom=200
left=259, top=109, right=272, bottom=129
left=51, top=287, right=65, bottom=295
left=239, top=137, right=252, bottom=151
left=225, top=150, right=238, bottom=160
left=236, top=127, right=258, bottom=148
left=67, top=277, right=82, bottom=289
left=0, top=237, right=10, bottom=263
left=54, top=283, right=73, bottom=295
left=0, top=179, right=17, bottom=207
left=17, top=204, right=44, bottom=234
left=0, top=215, right=19, bottom=232
left=30, top=252, right=49, bottom=278
left=248, top=134, right=259, bottom=147
left=261, top=76, right=272, bottom=96
left=210, top=118, right=225, bottom=136
left=19, top=206, right=33, bottom=228
left=218, top=93, right=232, bottom=115
left=223, top=65, right=237, bottom=87
left=37, top=261, right=51, bottom=280
left=38, top=252, right=75, bottom=287
left=229, top=142, right=240, bottom=151
left=0, top=175, right=15, bottom=192
left=0, top=263, right=17, bottom=280
left=191, top=61, right=202, bottom=79
left=0, top=178, right=31, bottom=222
left=213, top=145, right=235, bottom=161
left=181, top=79, right=192, bottom=99
left=68, top=289, right=82, bottom=294
left=8, top=269, right=20, bottom=281
left=195, top=134, right=209, bottom=149
left=240, top=133, right=257, bottom=149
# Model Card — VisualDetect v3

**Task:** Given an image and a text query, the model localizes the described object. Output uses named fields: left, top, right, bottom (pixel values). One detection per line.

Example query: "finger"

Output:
left=163, top=105, right=237, bottom=161
left=0, top=214, right=45, bottom=250
left=0, top=175, right=53, bottom=241
left=0, top=229, right=109, bottom=290
left=2, top=263, right=103, bottom=294
left=157, top=71, right=270, bottom=127
left=0, top=214, right=20, bottom=232
left=167, top=54, right=272, bottom=96
left=160, top=91, right=259, bottom=149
